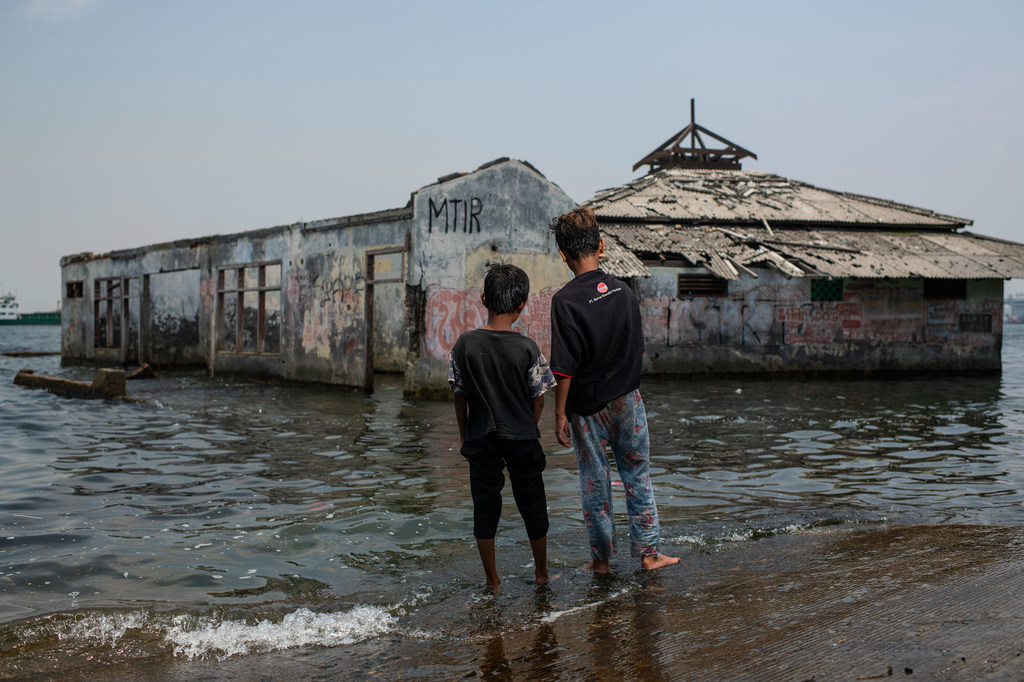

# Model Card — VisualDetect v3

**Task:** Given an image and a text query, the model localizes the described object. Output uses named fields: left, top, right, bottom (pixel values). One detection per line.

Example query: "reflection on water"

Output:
left=0, top=324, right=1022, bottom=676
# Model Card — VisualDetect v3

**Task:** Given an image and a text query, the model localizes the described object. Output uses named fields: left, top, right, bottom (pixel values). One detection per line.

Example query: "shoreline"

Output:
left=6, top=523, right=1024, bottom=681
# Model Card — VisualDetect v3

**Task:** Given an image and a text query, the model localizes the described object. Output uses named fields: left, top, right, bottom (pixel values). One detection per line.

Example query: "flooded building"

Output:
left=60, top=109, right=1024, bottom=392
left=592, top=103, right=1024, bottom=376
left=60, top=158, right=573, bottom=396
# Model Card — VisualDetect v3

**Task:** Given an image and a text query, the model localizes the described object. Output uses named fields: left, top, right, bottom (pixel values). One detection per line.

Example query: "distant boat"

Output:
left=0, top=292, right=60, bottom=325
left=1007, top=296, right=1024, bottom=325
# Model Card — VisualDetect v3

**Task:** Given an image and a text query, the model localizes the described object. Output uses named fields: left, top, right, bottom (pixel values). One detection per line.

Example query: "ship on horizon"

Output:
left=0, top=291, right=60, bottom=325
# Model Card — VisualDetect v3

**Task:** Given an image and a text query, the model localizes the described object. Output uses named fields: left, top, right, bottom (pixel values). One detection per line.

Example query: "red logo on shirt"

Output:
left=596, top=282, right=608, bottom=294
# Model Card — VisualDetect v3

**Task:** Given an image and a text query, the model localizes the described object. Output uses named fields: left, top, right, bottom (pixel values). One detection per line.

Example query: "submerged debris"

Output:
left=14, top=368, right=126, bottom=399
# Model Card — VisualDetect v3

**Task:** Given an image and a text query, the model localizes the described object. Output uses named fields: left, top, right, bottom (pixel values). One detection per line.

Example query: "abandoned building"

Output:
left=60, top=105, right=1024, bottom=394
left=590, top=103, right=1024, bottom=376
left=60, top=158, right=574, bottom=396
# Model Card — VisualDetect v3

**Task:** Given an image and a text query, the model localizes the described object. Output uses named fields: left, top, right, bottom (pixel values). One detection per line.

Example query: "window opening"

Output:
left=217, top=262, right=282, bottom=354
left=677, top=274, right=727, bottom=298
left=93, top=278, right=123, bottom=348
left=811, top=279, right=844, bottom=302
left=923, top=279, right=966, bottom=300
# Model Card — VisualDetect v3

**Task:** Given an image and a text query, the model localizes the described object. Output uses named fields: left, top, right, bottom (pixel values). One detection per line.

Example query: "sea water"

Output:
left=0, top=324, right=1022, bottom=677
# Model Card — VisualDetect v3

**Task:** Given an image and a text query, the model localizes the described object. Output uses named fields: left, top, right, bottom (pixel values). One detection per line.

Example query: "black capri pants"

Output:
left=461, top=433, right=549, bottom=541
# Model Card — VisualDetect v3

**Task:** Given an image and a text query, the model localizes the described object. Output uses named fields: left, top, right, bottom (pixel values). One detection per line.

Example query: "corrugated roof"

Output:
left=601, top=236, right=650, bottom=279
left=585, top=169, right=971, bottom=228
left=599, top=224, right=1024, bottom=280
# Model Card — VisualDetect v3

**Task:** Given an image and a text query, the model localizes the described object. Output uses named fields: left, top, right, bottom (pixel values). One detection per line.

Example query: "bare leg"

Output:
left=529, top=536, right=550, bottom=585
left=477, top=539, right=501, bottom=591
left=641, top=553, right=680, bottom=570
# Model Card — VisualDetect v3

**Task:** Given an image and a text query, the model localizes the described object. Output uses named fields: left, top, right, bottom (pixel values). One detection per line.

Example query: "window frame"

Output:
left=216, top=261, right=282, bottom=355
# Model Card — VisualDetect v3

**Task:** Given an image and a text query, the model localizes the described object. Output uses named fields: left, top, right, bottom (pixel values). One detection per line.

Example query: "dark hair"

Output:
left=548, top=206, right=601, bottom=260
left=483, top=261, right=530, bottom=315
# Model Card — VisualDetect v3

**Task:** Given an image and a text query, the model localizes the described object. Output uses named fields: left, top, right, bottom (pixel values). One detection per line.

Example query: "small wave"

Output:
left=540, top=588, right=630, bottom=624
left=35, top=605, right=395, bottom=662
left=672, top=522, right=816, bottom=550
left=674, top=518, right=884, bottom=550
left=166, top=606, right=395, bottom=660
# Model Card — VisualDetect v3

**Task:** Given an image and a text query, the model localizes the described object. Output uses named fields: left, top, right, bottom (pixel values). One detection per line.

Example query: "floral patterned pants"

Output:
left=571, top=389, right=661, bottom=561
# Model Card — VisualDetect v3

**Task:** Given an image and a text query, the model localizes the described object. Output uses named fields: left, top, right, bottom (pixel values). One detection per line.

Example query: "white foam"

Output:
left=166, top=606, right=396, bottom=660
left=44, top=605, right=396, bottom=662
left=56, top=611, right=149, bottom=646
left=540, top=588, right=630, bottom=624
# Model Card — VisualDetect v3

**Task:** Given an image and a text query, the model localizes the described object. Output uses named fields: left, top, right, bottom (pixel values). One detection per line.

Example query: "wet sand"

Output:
left=45, top=523, right=1024, bottom=681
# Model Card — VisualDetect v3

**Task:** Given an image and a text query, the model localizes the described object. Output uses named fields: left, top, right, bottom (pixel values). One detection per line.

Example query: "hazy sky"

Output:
left=2, top=0, right=1022, bottom=312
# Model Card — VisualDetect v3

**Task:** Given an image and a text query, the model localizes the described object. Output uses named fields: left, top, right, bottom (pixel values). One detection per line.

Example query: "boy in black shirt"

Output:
left=448, top=262, right=557, bottom=590
left=549, top=206, right=679, bottom=573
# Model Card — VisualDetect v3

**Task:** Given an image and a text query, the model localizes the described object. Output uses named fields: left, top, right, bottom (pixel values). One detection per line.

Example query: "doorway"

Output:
left=364, top=237, right=409, bottom=391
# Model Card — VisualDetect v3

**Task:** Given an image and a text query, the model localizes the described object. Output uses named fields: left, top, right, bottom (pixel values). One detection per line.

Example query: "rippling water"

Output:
left=1, top=324, right=1022, bottom=677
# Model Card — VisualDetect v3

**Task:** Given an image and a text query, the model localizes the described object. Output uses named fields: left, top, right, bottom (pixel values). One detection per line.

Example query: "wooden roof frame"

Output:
left=633, top=99, right=757, bottom=172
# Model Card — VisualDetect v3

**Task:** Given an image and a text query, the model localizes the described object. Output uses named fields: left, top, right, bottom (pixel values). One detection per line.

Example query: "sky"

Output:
left=1, top=0, right=1022, bottom=313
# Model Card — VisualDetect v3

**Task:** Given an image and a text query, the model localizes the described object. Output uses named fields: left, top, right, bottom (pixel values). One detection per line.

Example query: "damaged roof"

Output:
left=584, top=167, right=1024, bottom=281
left=586, top=168, right=971, bottom=228
left=599, top=223, right=1024, bottom=281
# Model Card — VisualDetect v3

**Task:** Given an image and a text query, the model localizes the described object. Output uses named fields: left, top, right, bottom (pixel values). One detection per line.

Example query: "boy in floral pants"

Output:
left=548, top=207, right=678, bottom=573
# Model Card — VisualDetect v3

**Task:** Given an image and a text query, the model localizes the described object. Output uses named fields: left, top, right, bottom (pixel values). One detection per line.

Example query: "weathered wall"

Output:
left=148, top=269, right=202, bottom=368
left=60, top=258, right=91, bottom=363
left=405, top=160, right=576, bottom=396
left=60, top=213, right=412, bottom=386
left=61, top=244, right=207, bottom=368
left=636, top=267, right=1004, bottom=375
left=281, top=219, right=410, bottom=385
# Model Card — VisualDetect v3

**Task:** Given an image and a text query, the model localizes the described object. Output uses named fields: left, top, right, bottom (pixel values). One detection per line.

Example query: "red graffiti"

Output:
left=424, top=286, right=556, bottom=360
left=778, top=302, right=863, bottom=345
left=425, top=287, right=486, bottom=360
left=513, top=289, right=554, bottom=358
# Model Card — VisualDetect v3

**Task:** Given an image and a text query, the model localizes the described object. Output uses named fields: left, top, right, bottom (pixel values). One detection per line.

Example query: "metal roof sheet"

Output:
left=601, top=237, right=651, bottom=278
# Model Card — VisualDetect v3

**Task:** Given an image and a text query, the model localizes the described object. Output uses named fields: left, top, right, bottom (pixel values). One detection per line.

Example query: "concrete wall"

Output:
left=636, top=267, right=1004, bottom=375
left=148, top=269, right=202, bottom=367
left=60, top=213, right=413, bottom=385
left=278, top=218, right=410, bottom=385
left=404, top=160, right=576, bottom=396
left=61, top=242, right=207, bottom=368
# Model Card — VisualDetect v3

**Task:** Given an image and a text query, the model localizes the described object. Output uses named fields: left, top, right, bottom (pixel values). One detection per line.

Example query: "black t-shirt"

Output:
left=448, top=329, right=556, bottom=442
left=550, top=269, right=644, bottom=417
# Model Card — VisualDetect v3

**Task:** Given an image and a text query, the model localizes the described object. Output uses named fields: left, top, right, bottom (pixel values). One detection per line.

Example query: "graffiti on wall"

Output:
left=423, top=285, right=555, bottom=360
left=777, top=302, right=862, bottom=345
left=643, top=283, right=805, bottom=347
left=643, top=275, right=1000, bottom=351
left=514, top=291, right=553, bottom=357
left=288, top=269, right=363, bottom=361
left=424, top=287, right=485, bottom=360
left=428, top=197, right=484, bottom=234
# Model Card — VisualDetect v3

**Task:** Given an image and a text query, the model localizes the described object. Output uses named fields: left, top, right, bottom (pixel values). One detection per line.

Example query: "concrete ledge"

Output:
left=14, top=368, right=126, bottom=399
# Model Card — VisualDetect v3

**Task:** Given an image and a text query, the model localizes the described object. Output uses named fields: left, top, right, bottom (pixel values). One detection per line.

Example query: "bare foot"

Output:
left=641, top=553, right=679, bottom=570
left=581, top=559, right=612, bottom=574
left=485, top=580, right=502, bottom=593
left=536, top=571, right=562, bottom=585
